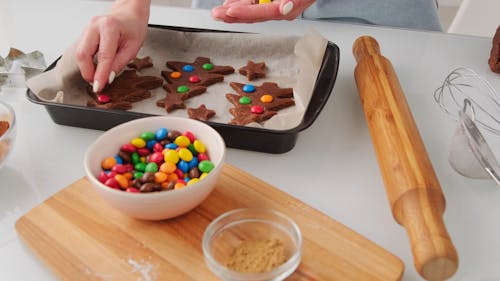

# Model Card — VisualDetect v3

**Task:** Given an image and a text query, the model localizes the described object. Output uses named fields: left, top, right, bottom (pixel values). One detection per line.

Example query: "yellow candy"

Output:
left=193, top=140, right=206, bottom=153
left=131, top=138, right=146, bottom=148
left=101, top=157, right=117, bottom=170
left=187, top=178, right=200, bottom=185
left=260, top=94, right=273, bottom=103
left=178, top=148, right=193, bottom=162
left=259, top=0, right=272, bottom=3
left=163, top=149, right=180, bottom=164
left=200, top=172, right=209, bottom=179
left=174, top=135, right=191, bottom=147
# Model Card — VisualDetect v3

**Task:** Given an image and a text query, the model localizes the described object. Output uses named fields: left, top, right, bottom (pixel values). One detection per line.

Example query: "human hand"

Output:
left=75, top=0, right=150, bottom=92
left=212, top=0, right=315, bottom=23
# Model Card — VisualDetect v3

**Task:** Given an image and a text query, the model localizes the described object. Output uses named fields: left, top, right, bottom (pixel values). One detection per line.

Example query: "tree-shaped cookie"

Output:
left=157, top=57, right=234, bottom=112
left=87, top=70, right=163, bottom=110
left=226, top=82, right=294, bottom=125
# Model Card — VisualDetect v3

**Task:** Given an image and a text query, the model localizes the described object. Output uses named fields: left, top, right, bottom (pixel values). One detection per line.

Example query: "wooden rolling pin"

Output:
left=352, top=36, right=458, bottom=281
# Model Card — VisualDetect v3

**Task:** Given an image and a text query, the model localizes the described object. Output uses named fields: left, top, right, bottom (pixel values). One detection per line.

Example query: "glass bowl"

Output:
left=0, top=100, right=16, bottom=169
left=202, top=208, right=302, bottom=281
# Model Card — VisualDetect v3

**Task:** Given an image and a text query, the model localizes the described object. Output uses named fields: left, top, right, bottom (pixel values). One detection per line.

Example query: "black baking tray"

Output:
left=26, top=25, right=339, bottom=154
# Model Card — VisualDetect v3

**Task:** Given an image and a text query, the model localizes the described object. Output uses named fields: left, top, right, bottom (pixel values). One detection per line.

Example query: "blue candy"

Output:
left=155, top=127, right=168, bottom=140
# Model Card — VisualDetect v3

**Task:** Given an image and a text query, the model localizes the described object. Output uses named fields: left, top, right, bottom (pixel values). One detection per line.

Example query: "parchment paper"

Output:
left=26, top=27, right=328, bottom=130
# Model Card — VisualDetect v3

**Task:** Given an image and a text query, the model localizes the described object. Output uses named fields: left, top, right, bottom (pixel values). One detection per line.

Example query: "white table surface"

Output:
left=1, top=1, right=500, bottom=280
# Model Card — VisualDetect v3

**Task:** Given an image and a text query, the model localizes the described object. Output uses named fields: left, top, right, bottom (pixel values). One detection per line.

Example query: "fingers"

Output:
left=92, top=18, right=121, bottom=92
left=212, top=0, right=300, bottom=23
left=75, top=20, right=100, bottom=83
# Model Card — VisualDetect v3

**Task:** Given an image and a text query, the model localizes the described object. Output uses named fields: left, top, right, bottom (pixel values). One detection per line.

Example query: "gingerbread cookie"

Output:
left=238, top=60, right=266, bottom=81
left=127, top=56, right=154, bottom=70
left=87, top=70, right=163, bottom=110
left=489, top=26, right=500, bottom=73
left=226, top=82, right=294, bottom=125
left=187, top=104, right=216, bottom=121
left=157, top=57, right=234, bottom=113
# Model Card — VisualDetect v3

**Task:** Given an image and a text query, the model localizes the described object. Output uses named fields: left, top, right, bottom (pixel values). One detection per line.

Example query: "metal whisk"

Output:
left=434, top=67, right=500, bottom=187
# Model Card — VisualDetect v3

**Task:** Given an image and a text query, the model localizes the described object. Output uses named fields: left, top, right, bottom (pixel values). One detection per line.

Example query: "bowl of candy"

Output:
left=0, top=100, right=16, bottom=169
left=202, top=208, right=302, bottom=281
left=84, top=116, right=226, bottom=220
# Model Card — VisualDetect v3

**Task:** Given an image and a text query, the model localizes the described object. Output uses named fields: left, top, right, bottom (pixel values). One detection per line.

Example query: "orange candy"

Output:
left=101, top=157, right=117, bottom=170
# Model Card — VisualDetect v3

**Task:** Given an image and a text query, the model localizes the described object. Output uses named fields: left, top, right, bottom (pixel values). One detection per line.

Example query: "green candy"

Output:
left=140, top=131, right=155, bottom=141
left=177, top=85, right=189, bottom=93
left=198, top=160, right=215, bottom=173
left=131, top=152, right=140, bottom=164
left=202, top=63, right=214, bottom=70
left=145, top=162, right=158, bottom=173
left=239, top=96, right=251, bottom=104
left=133, top=172, right=144, bottom=179
left=135, top=162, right=147, bottom=172
left=187, top=143, right=198, bottom=156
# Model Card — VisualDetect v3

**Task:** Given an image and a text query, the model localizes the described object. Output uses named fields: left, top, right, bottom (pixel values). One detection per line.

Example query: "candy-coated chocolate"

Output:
left=198, top=153, right=209, bottom=161
left=98, top=171, right=109, bottom=183
left=145, top=162, right=159, bottom=173
left=121, top=143, right=137, bottom=153
left=135, top=162, right=146, bottom=172
left=165, top=143, right=178, bottom=150
left=174, top=135, right=191, bottom=147
left=137, top=148, right=150, bottom=156
left=178, top=160, right=189, bottom=173
left=188, top=157, right=199, bottom=170
left=141, top=131, right=155, bottom=141
left=251, top=105, right=264, bottom=114
left=160, top=162, right=177, bottom=174
left=170, top=71, right=182, bottom=78
left=117, top=152, right=130, bottom=163
left=198, top=160, right=215, bottom=173
left=175, top=168, right=185, bottom=179
left=174, top=182, right=186, bottom=189
left=155, top=128, right=168, bottom=140
left=182, top=65, right=194, bottom=72
left=193, top=140, right=206, bottom=153
left=178, top=148, right=193, bottom=162
left=112, top=164, right=129, bottom=174
left=187, top=178, right=199, bottom=185
left=177, top=85, right=189, bottom=93
left=126, top=187, right=140, bottom=193
left=239, top=96, right=252, bottom=104
left=154, top=172, right=168, bottom=183
left=133, top=171, right=144, bottom=179
left=146, top=140, right=157, bottom=150
left=202, top=63, right=214, bottom=70
left=242, top=84, right=256, bottom=93
left=104, top=178, right=120, bottom=189
left=153, top=142, right=164, bottom=153
left=131, top=138, right=146, bottom=148
left=260, top=94, right=273, bottom=103
left=131, top=152, right=140, bottom=164
left=115, top=174, right=129, bottom=189
left=164, top=149, right=180, bottom=164
left=149, top=152, right=164, bottom=164
left=97, top=94, right=110, bottom=103
left=183, top=131, right=196, bottom=142
left=189, top=75, right=201, bottom=83
left=101, top=157, right=117, bottom=170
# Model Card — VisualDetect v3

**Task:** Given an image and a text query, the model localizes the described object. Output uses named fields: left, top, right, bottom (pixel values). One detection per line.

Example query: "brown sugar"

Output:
left=226, top=238, right=288, bottom=273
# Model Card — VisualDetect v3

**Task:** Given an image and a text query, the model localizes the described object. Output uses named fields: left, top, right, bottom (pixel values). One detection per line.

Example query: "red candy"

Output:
left=183, top=131, right=196, bottom=143
left=137, top=148, right=150, bottom=156
left=148, top=152, right=164, bottom=164
left=153, top=143, right=164, bottom=153
left=121, top=143, right=137, bottom=153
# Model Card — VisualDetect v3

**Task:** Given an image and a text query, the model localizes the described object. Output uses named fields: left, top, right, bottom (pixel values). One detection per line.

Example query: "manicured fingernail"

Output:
left=92, top=80, right=100, bottom=93
left=281, top=1, right=293, bottom=15
left=109, top=71, right=116, bottom=84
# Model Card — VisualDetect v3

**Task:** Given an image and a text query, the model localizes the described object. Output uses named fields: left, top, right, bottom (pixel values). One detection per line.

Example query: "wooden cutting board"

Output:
left=15, top=163, right=404, bottom=281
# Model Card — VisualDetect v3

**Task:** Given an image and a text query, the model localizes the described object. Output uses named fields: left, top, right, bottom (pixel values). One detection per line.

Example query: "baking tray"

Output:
left=26, top=25, right=340, bottom=154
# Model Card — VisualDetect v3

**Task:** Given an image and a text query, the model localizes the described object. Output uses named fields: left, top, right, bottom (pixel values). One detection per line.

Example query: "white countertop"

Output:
left=1, top=1, right=500, bottom=280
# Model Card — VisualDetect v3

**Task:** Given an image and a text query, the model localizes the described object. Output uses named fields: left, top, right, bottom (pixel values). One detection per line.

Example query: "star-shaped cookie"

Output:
left=127, top=56, right=154, bottom=70
left=187, top=104, right=216, bottom=121
left=238, top=60, right=266, bottom=81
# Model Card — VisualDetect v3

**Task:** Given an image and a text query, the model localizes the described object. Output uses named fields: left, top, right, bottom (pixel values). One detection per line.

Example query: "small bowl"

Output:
left=202, top=208, right=302, bottom=281
left=0, top=100, right=16, bottom=169
left=84, top=116, right=226, bottom=220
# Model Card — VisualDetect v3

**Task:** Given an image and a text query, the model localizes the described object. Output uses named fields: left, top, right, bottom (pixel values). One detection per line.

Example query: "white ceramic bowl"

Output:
left=0, top=100, right=16, bottom=169
left=84, top=116, right=226, bottom=220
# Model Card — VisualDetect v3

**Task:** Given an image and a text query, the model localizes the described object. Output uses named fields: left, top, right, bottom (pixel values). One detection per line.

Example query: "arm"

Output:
left=75, top=0, right=151, bottom=92
left=212, top=0, right=316, bottom=23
